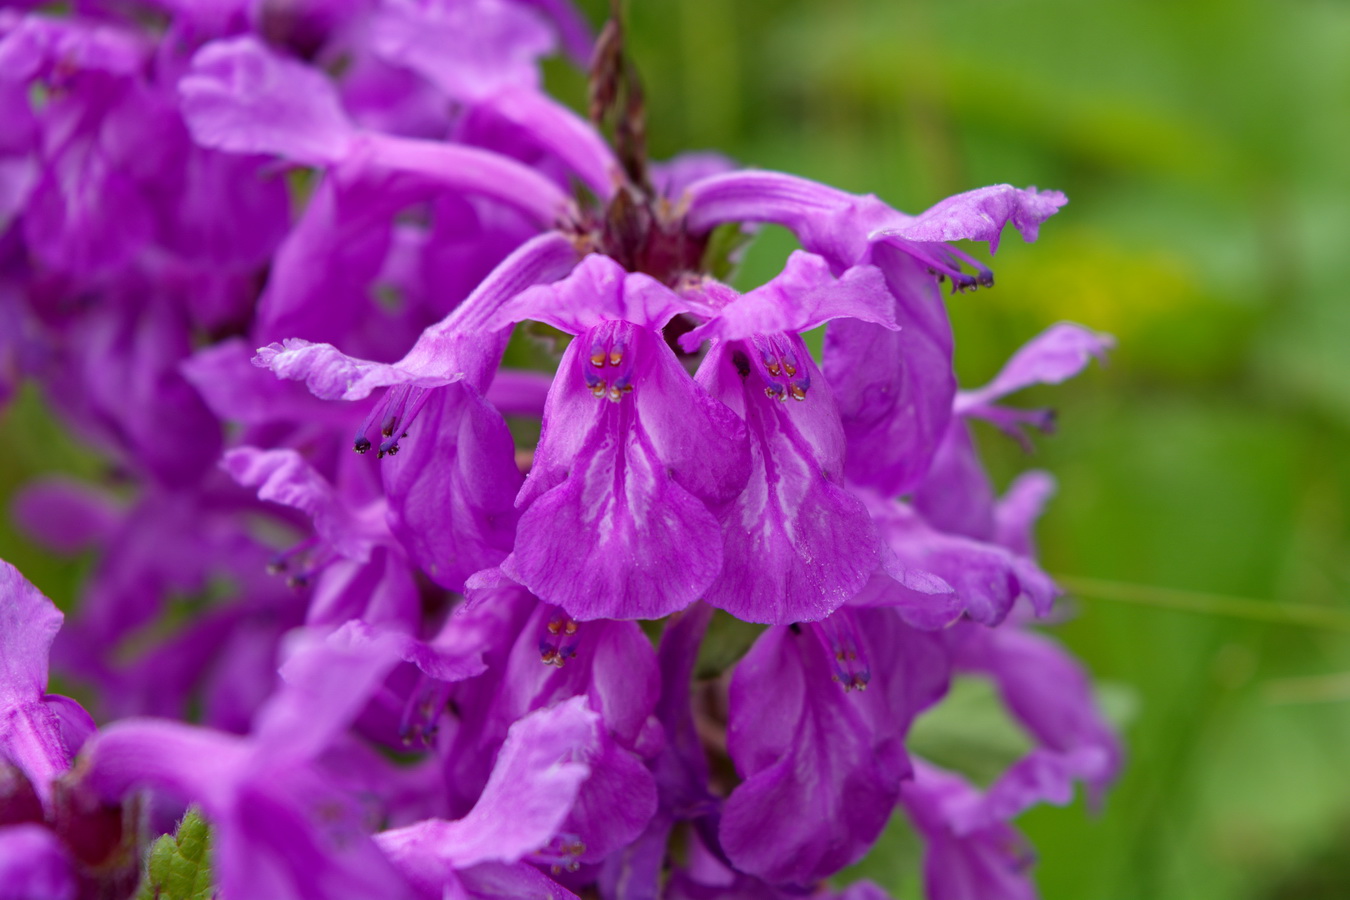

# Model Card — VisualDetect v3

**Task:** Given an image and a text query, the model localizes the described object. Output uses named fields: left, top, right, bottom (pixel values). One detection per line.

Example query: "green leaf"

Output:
left=694, top=610, right=765, bottom=679
left=701, top=222, right=755, bottom=282
left=135, top=807, right=215, bottom=900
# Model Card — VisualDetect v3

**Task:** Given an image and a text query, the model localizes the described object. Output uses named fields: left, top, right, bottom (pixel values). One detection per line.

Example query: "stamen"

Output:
left=747, top=333, right=812, bottom=402
left=580, top=321, right=639, bottom=404
left=266, top=537, right=338, bottom=589
left=398, top=674, right=449, bottom=749
left=882, top=236, right=993, bottom=294
left=538, top=608, right=581, bottom=667
left=353, top=385, right=435, bottom=457
left=809, top=612, right=871, bottom=692
left=530, top=832, right=587, bottom=873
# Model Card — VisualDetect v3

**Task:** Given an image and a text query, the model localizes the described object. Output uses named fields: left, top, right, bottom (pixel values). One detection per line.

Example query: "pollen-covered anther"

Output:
left=532, top=834, right=586, bottom=874
left=539, top=612, right=580, bottom=667
left=811, top=615, right=872, bottom=694
left=581, top=321, right=639, bottom=404
left=749, top=333, right=811, bottom=402
left=398, top=675, right=448, bottom=749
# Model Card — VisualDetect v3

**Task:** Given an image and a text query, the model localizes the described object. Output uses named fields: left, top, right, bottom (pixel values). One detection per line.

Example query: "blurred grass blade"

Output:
left=1057, top=574, right=1350, bottom=633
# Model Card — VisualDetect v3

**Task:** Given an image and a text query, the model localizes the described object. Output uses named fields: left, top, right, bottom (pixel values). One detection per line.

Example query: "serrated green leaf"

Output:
left=135, top=807, right=214, bottom=900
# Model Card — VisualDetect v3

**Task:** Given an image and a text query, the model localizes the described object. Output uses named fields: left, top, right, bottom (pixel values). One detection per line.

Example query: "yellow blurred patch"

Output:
left=980, top=227, right=1203, bottom=337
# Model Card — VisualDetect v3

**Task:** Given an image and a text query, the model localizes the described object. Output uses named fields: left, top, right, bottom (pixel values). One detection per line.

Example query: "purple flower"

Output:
left=0, top=561, right=95, bottom=809
left=81, top=622, right=450, bottom=900
left=720, top=609, right=949, bottom=885
left=0, top=5, right=1123, bottom=896
left=483, top=254, right=751, bottom=620
left=0, top=823, right=77, bottom=900
left=674, top=252, right=895, bottom=624
left=441, top=586, right=661, bottom=862
left=901, top=762, right=1038, bottom=900
left=683, top=175, right=1067, bottom=496
left=376, top=696, right=602, bottom=898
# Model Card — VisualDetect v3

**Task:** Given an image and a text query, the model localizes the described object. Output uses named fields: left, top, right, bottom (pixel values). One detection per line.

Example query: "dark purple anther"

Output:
left=883, top=237, right=993, bottom=294
left=353, top=385, right=435, bottom=458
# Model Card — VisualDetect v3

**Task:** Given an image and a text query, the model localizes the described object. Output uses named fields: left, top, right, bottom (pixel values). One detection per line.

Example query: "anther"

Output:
left=353, top=385, right=433, bottom=459
left=748, top=333, right=811, bottom=402
left=890, top=238, right=993, bottom=294
left=539, top=609, right=581, bottom=667
left=532, top=833, right=586, bottom=873
left=580, top=321, right=639, bottom=404
left=398, top=675, right=448, bottom=749
left=810, top=613, right=872, bottom=693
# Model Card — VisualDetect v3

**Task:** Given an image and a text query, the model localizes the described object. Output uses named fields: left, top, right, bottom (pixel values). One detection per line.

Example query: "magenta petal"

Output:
left=489, top=254, right=686, bottom=335
left=513, top=331, right=745, bottom=620
left=562, top=729, right=658, bottom=862
left=182, top=339, right=355, bottom=427
left=0, top=562, right=74, bottom=797
left=849, top=566, right=961, bottom=632
left=369, top=0, right=554, bottom=102
left=957, top=323, right=1113, bottom=414
left=513, top=423, right=724, bottom=620
left=181, top=36, right=355, bottom=166
left=901, top=763, right=1038, bottom=900
left=953, top=626, right=1122, bottom=807
left=496, top=607, right=659, bottom=751
left=381, top=384, right=522, bottom=590
left=679, top=252, right=895, bottom=351
left=824, top=245, right=955, bottom=496
left=222, top=448, right=383, bottom=563
left=254, top=231, right=579, bottom=400
left=82, top=719, right=250, bottom=812
left=0, top=824, right=76, bottom=900
left=10, top=478, right=122, bottom=554
left=254, top=621, right=409, bottom=765
left=994, top=472, right=1056, bottom=559
left=875, top=185, right=1067, bottom=253
left=0, top=564, right=66, bottom=696
left=470, top=87, right=618, bottom=200
left=455, top=861, right=579, bottom=900
left=252, top=337, right=464, bottom=401
left=683, top=170, right=854, bottom=236
left=967, top=747, right=1109, bottom=833
left=871, top=497, right=1057, bottom=625
left=696, top=343, right=878, bottom=624
left=721, top=611, right=948, bottom=885
left=650, top=152, right=737, bottom=198
left=378, top=697, right=597, bottom=879
left=912, top=422, right=998, bottom=542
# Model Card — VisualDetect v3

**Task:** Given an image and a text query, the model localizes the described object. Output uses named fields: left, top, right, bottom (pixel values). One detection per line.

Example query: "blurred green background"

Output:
left=572, top=0, right=1350, bottom=897
left=2, top=0, right=1347, bottom=897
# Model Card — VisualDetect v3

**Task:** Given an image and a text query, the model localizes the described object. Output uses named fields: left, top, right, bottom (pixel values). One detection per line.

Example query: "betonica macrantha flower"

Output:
left=218, top=37, right=1068, bottom=628
left=0, top=559, right=142, bottom=899
left=0, top=560, right=95, bottom=810
left=475, top=254, right=751, bottom=620
left=684, top=174, right=1068, bottom=499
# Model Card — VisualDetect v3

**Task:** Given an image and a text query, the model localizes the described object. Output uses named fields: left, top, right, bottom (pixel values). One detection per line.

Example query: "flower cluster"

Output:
left=0, top=2, right=1120, bottom=899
